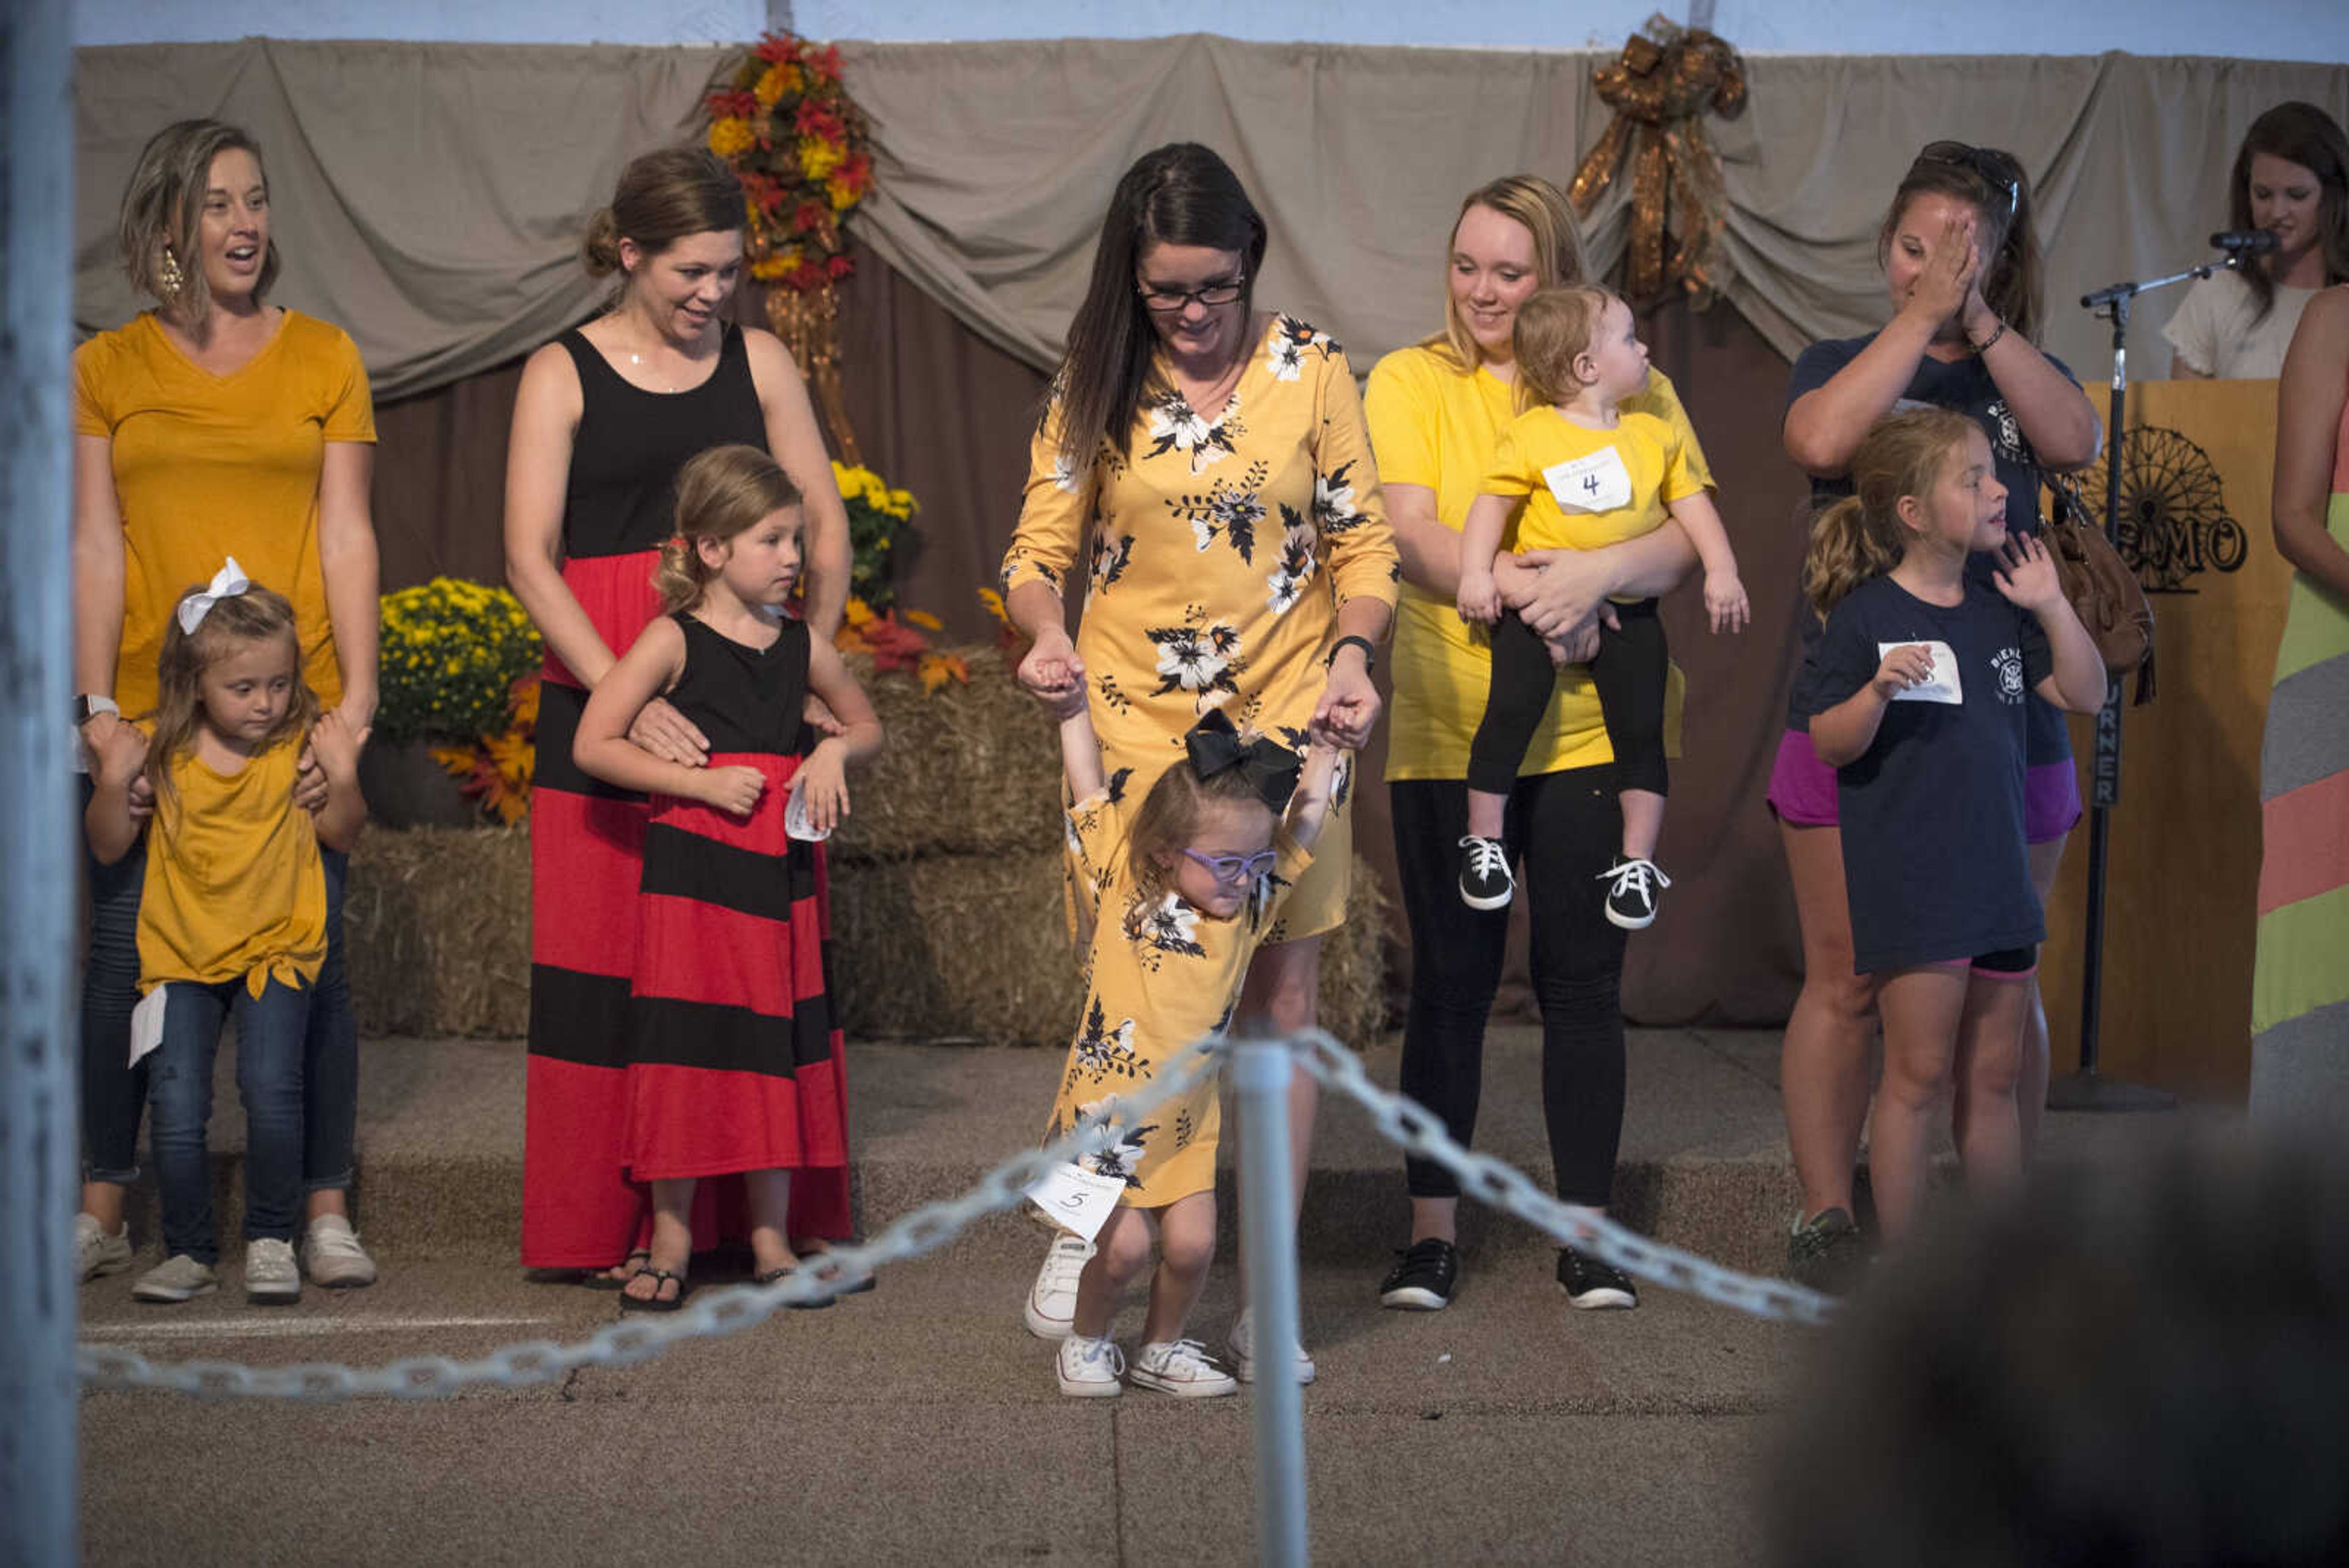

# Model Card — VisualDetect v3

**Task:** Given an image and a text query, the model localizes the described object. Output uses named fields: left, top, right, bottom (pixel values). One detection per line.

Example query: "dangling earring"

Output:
left=156, top=245, right=185, bottom=302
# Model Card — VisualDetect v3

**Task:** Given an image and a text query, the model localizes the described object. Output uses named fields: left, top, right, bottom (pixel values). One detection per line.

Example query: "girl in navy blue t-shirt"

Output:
left=1805, top=411, right=2106, bottom=1242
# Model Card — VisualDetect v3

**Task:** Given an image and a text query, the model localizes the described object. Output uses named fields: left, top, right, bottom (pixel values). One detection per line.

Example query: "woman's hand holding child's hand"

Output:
left=1705, top=570, right=1751, bottom=634
left=308, top=710, right=363, bottom=783
left=87, top=715, right=149, bottom=789
left=788, top=742, right=850, bottom=834
left=1871, top=642, right=1938, bottom=699
left=1017, top=628, right=1087, bottom=706
left=1991, top=534, right=2066, bottom=616
left=1456, top=569, right=1503, bottom=626
left=696, top=764, right=768, bottom=818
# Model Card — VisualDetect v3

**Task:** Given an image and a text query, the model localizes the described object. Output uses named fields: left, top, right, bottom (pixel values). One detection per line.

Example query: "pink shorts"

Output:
left=1764, top=729, right=2083, bottom=844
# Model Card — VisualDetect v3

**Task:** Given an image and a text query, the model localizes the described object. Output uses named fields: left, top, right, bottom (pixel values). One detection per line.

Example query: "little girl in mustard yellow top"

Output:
left=1037, top=699, right=1341, bottom=1400
left=84, top=563, right=366, bottom=1306
left=1453, top=285, right=1748, bottom=929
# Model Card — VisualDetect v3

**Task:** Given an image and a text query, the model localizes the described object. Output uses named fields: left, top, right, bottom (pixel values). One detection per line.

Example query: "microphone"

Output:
left=2210, top=229, right=2279, bottom=254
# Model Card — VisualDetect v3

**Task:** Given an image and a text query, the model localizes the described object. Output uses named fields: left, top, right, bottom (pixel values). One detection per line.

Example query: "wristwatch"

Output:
left=1325, top=635, right=1377, bottom=674
left=73, top=694, right=120, bottom=727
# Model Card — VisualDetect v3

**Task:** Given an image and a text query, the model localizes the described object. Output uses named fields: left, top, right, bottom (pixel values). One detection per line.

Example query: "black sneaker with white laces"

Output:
left=1598, top=856, right=1669, bottom=930
left=1378, top=1238, right=1459, bottom=1310
left=1458, top=834, right=1513, bottom=910
left=1557, top=1248, right=1638, bottom=1310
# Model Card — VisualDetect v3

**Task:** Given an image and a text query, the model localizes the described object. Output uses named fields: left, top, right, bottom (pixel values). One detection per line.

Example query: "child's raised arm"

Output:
left=1992, top=533, right=2110, bottom=715
left=575, top=620, right=765, bottom=816
left=83, top=720, right=150, bottom=865
left=1283, top=741, right=1345, bottom=852
left=1455, top=494, right=1513, bottom=625
left=1666, top=489, right=1748, bottom=634
left=304, top=710, right=369, bottom=851
left=1054, top=688, right=1105, bottom=803
left=788, top=634, right=885, bottom=836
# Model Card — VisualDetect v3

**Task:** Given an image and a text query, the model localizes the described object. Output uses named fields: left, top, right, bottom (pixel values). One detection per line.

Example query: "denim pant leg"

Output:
left=303, top=847, right=358, bottom=1193
left=80, top=779, right=149, bottom=1185
left=234, top=978, right=313, bottom=1243
left=149, top=982, right=231, bottom=1263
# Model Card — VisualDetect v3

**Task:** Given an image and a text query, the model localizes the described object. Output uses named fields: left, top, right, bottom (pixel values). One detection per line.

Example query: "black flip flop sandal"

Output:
left=755, top=1265, right=834, bottom=1310
left=618, top=1268, right=688, bottom=1313
left=582, top=1249, right=652, bottom=1292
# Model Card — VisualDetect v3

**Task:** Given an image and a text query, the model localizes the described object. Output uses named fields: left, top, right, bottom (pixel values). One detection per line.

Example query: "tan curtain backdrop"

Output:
left=75, top=39, right=2349, bottom=399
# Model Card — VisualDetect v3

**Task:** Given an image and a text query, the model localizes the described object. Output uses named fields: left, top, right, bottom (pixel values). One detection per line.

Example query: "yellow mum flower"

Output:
left=826, top=174, right=859, bottom=212
left=753, top=64, right=790, bottom=105
left=797, top=136, right=846, bottom=182
left=707, top=117, right=755, bottom=160
left=750, top=255, right=792, bottom=282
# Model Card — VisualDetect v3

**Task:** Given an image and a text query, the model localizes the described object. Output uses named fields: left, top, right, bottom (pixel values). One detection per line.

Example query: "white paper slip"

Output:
left=784, top=784, right=830, bottom=842
left=129, top=985, right=170, bottom=1067
left=1023, top=1161, right=1127, bottom=1243
left=1879, top=639, right=1964, bottom=704
left=1543, top=445, right=1633, bottom=513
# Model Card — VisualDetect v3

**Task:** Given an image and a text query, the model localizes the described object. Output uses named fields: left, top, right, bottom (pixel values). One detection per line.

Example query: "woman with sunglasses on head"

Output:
left=1777, top=141, right=2100, bottom=1290
left=1002, top=142, right=1397, bottom=1383
left=2167, top=102, right=2349, bottom=382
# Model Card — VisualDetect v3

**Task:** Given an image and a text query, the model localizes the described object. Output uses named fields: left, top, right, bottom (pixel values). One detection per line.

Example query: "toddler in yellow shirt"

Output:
left=84, top=564, right=366, bottom=1306
left=1454, top=286, right=1747, bottom=926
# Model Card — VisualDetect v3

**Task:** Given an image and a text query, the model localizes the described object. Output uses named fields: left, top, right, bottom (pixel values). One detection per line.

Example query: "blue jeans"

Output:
left=149, top=976, right=313, bottom=1260
left=80, top=785, right=358, bottom=1194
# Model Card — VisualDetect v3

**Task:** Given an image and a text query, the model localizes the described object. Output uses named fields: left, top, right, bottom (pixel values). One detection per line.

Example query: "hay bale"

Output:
left=831, top=850, right=1391, bottom=1049
left=347, top=825, right=530, bottom=1038
left=829, top=647, right=1063, bottom=863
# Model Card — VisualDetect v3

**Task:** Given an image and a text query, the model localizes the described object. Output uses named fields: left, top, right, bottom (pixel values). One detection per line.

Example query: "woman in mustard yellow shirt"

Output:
left=1364, top=176, right=1708, bottom=1313
left=71, top=120, right=381, bottom=1291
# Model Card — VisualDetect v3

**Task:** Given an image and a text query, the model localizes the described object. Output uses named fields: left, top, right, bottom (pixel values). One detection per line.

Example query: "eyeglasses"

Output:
left=1916, top=141, right=2021, bottom=229
left=1137, top=277, right=1247, bottom=313
left=1183, top=847, right=1277, bottom=883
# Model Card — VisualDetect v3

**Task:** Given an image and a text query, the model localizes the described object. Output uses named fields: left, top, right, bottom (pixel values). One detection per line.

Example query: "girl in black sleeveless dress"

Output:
left=571, top=445, right=883, bottom=1309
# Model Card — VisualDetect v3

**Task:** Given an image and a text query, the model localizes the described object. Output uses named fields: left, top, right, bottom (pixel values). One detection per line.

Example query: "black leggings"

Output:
left=1391, top=769, right=1630, bottom=1207
left=1466, top=601, right=1669, bottom=798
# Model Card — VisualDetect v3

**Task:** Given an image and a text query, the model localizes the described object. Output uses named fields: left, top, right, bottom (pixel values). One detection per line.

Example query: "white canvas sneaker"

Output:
left=302, top=1214, right=378, bottom=1288
left=1229, top=1308, right=1317, bottom=1386
left=1055, top=1334, right=1126, bottom=1397
left=1130, top=1339, right=1238, bottom=1398
left=132, top=1254, right=218, bottom=1303
left=76, top=1213, right=133, bottom=1283
left=245, top=1238, right=301, bottom=1304
left=1025, top=1232, right=1095, bottom=1340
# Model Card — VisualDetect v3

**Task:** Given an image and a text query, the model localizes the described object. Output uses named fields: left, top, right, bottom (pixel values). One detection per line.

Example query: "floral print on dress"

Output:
left=1168, top=460, right=1270, bottom=564
left=1265, top=316, right=1339, bottom=382
left=1143, top=388, right=1242, bottom=474
left=1089, top=530, right=1135, bottom=597
left=1070, top=998, right=1141, bottom=1086
left=1314, top=460, right=1368, bottom=536
left=1125, top=891, right=1207, bottom=968
left=1147, top=611, right=1244, bottom=708
left=1265, top=503, right=1317, bottom=613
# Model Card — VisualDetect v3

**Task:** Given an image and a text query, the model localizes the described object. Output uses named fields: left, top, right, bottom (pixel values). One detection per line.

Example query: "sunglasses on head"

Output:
left=1916, top=141, right=2022, bottom=230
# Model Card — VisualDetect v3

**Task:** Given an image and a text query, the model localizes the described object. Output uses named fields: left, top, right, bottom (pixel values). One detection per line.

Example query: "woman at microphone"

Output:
left=2167, top=102, right=2349, bottom=381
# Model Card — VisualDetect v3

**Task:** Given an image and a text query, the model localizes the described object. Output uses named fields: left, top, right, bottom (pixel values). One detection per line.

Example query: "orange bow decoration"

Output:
left=1568, top=17, right=1747, bottom=307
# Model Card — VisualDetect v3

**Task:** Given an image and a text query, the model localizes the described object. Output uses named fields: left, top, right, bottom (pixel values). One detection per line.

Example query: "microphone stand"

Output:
left=2044, top=253, right=2247, bottom=1112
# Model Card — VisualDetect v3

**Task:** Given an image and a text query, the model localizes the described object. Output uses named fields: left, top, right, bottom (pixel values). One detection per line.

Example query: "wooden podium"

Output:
left=2038, top=378, right=2291, bottom=1100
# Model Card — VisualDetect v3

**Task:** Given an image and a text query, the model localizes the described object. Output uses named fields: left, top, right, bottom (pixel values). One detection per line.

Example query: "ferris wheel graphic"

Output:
left=2074, top=426, right=2247, bottom=593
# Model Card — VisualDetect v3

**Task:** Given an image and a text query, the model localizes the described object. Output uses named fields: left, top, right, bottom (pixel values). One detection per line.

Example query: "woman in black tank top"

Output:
left=502, top=146, right=854, bottom=1281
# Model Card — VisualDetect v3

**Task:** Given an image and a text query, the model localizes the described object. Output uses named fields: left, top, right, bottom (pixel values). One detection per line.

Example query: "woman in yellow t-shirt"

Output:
left=70, top=120, right=382, bottom=1291
left=1363, top=177, right=1709, bottom=1313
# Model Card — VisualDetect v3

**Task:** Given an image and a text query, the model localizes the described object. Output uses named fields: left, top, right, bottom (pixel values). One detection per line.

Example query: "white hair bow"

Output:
left=177, top=557, right=251, bottom=633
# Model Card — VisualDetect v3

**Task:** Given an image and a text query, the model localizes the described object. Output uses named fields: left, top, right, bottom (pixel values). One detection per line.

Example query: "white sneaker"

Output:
left=303, top=1214, right=378, bottom=1288
left=245, top=1238, right=301, bottom=1304
left=1130, top=1338, right=1238, bottom=1399
left=1229, top=1309, right=1317, bottom=1386
left=1025, top=1232, right=1095, bottom=1340
left=76, top=1214, right=133, bottom=1283
left=132, top=1254, right=218, bottom=1303
left=1055, top=1334, right=1126, bottom=1397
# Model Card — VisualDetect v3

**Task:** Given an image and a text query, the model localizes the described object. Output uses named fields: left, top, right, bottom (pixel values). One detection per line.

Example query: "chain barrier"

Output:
left=77, top=1030, right=1827, bottom=1400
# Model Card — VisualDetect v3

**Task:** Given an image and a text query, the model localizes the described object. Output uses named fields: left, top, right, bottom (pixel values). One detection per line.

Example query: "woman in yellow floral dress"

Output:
left=1003, top=143, right=1397, bottom=1381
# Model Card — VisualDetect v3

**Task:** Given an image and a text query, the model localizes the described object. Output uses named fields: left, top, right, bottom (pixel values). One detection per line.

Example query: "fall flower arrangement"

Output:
left=705, top=32, right=872, bottom=293
left=374, top=579, right=543, bottom=826
left=834, top=459, right=917, bottom=609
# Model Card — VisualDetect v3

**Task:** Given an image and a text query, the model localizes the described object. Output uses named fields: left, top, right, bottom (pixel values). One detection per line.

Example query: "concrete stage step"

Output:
left=110, top=1026, right=2229, bottom=1284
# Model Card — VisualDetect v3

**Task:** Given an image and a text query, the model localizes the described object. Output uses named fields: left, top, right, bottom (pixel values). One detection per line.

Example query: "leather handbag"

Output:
left=2044, top=474, right=2155, bottom=704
